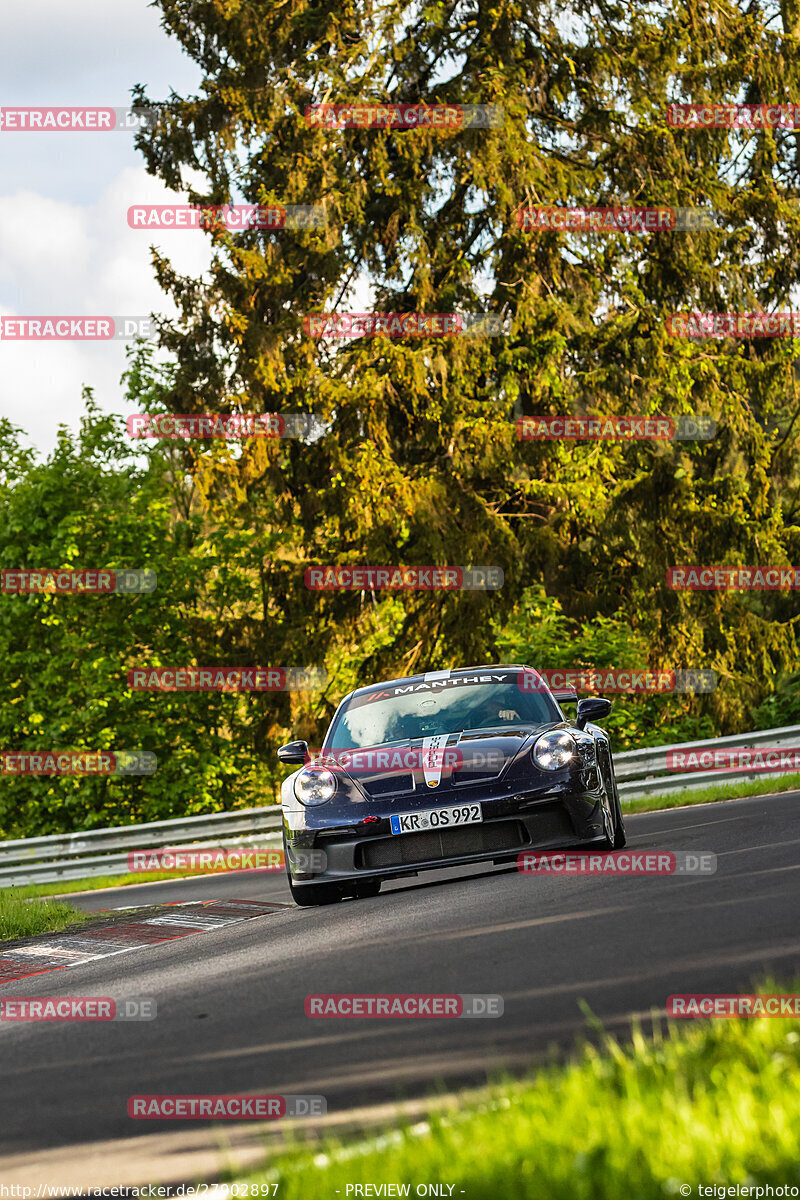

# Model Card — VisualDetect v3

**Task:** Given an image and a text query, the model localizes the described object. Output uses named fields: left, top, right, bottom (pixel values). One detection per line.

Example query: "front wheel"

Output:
left=283, top=831, right=343, bottom=905
left=287, top=876, right=344, bottom=907
left=353, top=879, right=382, bottom=899
left=607, top=755, right=627, bottom=849
left=597, top=756, right=626, bottom=849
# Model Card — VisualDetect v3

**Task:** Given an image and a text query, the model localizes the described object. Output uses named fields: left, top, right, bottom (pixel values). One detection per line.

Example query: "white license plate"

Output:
left=390, top=804, right=482, bottom=834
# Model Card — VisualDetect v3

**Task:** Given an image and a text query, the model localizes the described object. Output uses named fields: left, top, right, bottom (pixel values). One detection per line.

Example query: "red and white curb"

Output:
left=0, top=900, right=286, bottom=985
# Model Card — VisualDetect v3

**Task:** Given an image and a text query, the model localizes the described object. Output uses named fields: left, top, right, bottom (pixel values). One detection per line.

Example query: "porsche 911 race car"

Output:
left=277, top=664, right=626, bottom=906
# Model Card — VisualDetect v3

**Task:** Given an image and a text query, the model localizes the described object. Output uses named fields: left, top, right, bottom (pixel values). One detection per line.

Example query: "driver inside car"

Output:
left=469, top=699, right=522, bottom=726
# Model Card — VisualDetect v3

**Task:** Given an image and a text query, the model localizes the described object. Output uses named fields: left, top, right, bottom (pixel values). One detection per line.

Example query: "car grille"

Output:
left=360, top=774, right=414, bottom=798
left=357, top=820, right=527, bottom=870
left=451, top=742, right=510, bottom=787
left=452, top=767, right=505, bottom=787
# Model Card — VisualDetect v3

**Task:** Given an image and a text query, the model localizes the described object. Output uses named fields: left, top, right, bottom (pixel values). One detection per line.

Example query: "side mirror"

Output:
left=277, top=739, right=309, bottom=764
left=576, top=697, right=612, bottom=730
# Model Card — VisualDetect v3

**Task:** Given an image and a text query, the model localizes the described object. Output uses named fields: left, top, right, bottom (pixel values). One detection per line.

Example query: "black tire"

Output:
left=283, top=834, right=343, bottom=906
left=597, top=801, right=615, bottom=849
left=597, top=751, right=626, bottom=849
left=608, top=753, right=627, bottom=849
left=287, top=876, right=343, bottom=907
left=353, top=879, right=382, bottom=899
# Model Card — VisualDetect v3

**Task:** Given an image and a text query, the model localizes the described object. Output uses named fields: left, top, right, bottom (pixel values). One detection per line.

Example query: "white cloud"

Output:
left=0, top=193, right=93, bottom=285
left=0, top=0, right=204, bottom=207
left=0, top=1, right=211, bottom=454
left=0, top=0, right=200, bottom=96
left=0, top=165, right=214, bottom=455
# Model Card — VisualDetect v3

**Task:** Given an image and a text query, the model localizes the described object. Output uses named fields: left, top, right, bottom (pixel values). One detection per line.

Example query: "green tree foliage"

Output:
left=495, top=584, right=716, bottom=747
left=0, top=402, right=297, bottom=837
left=7, top=0, right=800, bottom=837
left=126, top=0, right=800, bottom=739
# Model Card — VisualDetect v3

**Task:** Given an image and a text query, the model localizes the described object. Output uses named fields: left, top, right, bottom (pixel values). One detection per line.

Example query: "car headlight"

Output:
left=532, top=731, right=575, bottom=770
left=294, top=768, right=337, bottom=806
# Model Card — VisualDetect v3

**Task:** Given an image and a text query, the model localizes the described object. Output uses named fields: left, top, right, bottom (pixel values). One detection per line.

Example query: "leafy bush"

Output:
left=494, top=585, right=715, bottom=749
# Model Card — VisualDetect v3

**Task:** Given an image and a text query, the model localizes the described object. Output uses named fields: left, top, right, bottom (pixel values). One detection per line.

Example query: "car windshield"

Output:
left=324, top=673, right=560, bottom=750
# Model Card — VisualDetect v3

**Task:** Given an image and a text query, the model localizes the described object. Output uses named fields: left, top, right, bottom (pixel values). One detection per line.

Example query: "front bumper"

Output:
left=284, top=786, right=610, bottom=888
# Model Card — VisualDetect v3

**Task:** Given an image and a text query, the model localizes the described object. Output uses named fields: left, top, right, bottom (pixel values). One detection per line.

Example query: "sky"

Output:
left=0, top=1, right=210, bottom=455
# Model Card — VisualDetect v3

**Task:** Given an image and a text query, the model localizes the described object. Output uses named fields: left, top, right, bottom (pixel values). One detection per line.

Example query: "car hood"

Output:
left=322, top=727, right=546, bottom=801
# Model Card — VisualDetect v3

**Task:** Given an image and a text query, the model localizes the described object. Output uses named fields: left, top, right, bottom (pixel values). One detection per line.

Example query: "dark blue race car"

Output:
left=277, top=664, right=626, bottom=906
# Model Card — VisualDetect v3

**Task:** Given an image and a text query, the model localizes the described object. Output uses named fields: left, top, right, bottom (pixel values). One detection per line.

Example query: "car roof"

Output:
left=339, top=665, right=577, bottom=706
left=346, top=665, right=523, bottom=699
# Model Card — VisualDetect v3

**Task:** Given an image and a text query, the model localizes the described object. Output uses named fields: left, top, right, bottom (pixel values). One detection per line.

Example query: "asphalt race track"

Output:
left=1, top=794, right=799, bottom=1169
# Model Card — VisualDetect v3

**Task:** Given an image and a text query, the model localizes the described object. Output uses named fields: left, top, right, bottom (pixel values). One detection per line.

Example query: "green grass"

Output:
left=0, top=887, right=89, bottom=942
left=233, top=987, right=800, bottom=1198
left=623, top=771, right=800, bottom=813
left=16, top=867, right=262, bottom=898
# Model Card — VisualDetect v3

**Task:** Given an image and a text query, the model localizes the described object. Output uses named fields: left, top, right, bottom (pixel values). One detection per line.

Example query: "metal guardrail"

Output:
left=1, top=725, right=798, bottom=886
left=0, top=807, right=283, bottom=887
left=615, top=723, right=800, bottom=801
